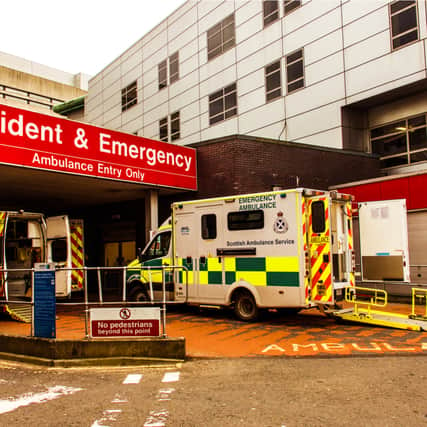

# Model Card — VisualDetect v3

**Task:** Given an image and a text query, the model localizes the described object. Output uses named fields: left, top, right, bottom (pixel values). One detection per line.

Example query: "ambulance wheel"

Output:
left=233, top=290, right=259, bottom=322
left=129, top=284, right=149, bottom=302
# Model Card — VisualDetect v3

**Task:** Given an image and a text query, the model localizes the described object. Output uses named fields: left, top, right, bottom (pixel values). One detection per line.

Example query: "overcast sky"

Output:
left=1, top=0, right=187, bottom=76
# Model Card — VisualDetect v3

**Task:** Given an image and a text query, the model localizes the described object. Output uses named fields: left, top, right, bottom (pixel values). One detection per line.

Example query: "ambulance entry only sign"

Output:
left=90, top=307, right=161, bottom=338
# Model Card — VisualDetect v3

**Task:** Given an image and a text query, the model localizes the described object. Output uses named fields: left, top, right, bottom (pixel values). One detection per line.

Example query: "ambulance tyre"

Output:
left=129, top=283, right=149, bottom=302
left=233, top=289, right=259, bottom=322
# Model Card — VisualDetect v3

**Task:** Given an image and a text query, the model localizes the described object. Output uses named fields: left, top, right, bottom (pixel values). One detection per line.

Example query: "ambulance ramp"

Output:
left=5, top=303, right=32, bottom=323
left=332, top=286, right=427, bottom=332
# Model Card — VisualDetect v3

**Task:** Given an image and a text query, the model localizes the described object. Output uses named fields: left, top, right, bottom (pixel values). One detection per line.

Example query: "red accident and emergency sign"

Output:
left=0, top=104, right=197, bottom=190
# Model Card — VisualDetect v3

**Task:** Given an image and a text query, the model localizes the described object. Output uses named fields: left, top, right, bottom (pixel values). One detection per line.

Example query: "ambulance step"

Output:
left=6, top=303, right=32, bottom=323
left=332, top=308, right=427, bottom=332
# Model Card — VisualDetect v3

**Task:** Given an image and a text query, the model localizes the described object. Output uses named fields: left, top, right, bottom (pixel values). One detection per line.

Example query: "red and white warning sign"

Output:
left=90, top=307, right=160, bottom=338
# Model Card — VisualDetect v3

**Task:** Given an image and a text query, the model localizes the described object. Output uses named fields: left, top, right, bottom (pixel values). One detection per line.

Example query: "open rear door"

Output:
left=306, top=195, right=334, bottom=305
left=47, top=215, right=71, bottom=297
left=359, top=199, right=410, bottom=282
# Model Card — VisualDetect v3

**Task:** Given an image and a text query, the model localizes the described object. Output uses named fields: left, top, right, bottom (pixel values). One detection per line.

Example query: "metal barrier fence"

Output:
left=0, top=265, right=188, bottom=339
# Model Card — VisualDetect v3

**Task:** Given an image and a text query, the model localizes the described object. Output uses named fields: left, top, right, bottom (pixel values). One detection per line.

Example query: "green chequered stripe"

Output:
left=178, top=257, right=299, bottom=287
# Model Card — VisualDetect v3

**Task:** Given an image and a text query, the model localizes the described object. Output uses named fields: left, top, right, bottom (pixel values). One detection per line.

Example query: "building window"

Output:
left=284, top=0, right=301, bottom=15
left=209, top=83, right=237, bottom=125
left=390, top=0, right=418, bottom=50
left=121, top=81, right=137, bottom=112
left=159, top=112, right=180, bottom=142
left=159, top=117, right=168, bottom=142
left=158, top=60, right=167, bottom=90
left=171, top=111, right=180, bottom=141
left=286, top=49, right=304, bottom=93
left=207, top=14, right=235, bottom=61
left=158, top=53, right=180, bottom=90
left=263, top=1, right=279, bottom=26
left=265, top=60, right=282, bottom=102
left=370, top=114, right=427, bottom=168
left=169, top=52, right=179, bottom=84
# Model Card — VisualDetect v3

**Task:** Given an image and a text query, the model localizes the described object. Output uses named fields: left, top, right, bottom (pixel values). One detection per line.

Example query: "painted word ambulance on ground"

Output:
left=0, top=212, right=84, bottom=321
left=127, top=188, right=355, bottom=321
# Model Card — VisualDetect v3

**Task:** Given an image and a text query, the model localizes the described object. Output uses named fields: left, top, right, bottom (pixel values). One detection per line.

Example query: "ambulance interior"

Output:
left=4, top=218, right=44, bottom=297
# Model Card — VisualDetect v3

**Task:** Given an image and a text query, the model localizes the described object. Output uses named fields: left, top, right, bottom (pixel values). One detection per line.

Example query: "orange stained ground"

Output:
left=1, top=302, right=427, bottom=358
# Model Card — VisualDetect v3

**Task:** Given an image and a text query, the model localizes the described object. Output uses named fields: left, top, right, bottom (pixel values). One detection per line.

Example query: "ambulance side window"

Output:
left=312, top=201, right=326, bottom=233
left=51, top=238, right=67, bottom=262
left=228, top=210, right=264, bottom=230
left=201, top=214, right=217, bottom=239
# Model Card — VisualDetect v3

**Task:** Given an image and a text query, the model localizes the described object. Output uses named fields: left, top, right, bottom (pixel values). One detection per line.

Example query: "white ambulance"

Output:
left=127, top=188, right=355, bottom=321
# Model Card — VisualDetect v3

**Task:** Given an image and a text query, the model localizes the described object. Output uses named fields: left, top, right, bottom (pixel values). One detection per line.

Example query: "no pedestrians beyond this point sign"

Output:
left=90, top=307, right=160, bottom=338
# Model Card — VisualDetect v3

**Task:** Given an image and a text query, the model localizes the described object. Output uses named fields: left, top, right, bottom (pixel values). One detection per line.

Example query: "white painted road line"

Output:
left=0, top=385, right=83, bottom=414
left=161, top=372, right=180, bottom=383
left=123, top=374, right=143, bottom=384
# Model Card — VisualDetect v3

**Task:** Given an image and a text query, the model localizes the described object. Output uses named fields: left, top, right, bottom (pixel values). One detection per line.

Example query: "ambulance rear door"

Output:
left=47, top=215, right=72, bottom=297
left=306, top=194, right=334, bottom=305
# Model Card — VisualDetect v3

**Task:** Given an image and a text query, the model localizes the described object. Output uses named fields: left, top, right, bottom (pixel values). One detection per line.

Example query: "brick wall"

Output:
left=191, top=136, right=381, bottom=199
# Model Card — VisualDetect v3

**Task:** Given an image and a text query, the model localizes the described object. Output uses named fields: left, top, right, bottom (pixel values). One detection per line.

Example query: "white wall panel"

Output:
left=238, top=86, right=265, bottom=115
left=143, top=103, right=170, bottom=130
left=200, top=49, right=236, bottom=83
left=102, top=80, right=121, bottom=102
left=181, top=117, right=201, bottom=142
left=297, top=127, right=343, bottom=149
left=197, top=1, right=235, bottom=33
left=144, top=89, right=169, bottom=116
left=346, top=42, right=426, bottom=97
left=304, top=29, right=342, bottom=65
left=283, top=8, right=341, bottom=53
left=286, top=74, right=345, bottom=118
left=236, top=12, right=262, bottom=48
left=121, top=102, right=142, bottom=124
left=142, top=77, right=158, bottom=101
left=201, top=116, right=238, bottom=140
left=199, top=64, right=237, bottom=97
left=347, top=70, right=426, bottom=105
left=103, top=105, right=121, bottom=125
left=286, top=101, right=342, bottom=143
left=168, top=6, right=198, bottom=43
left=142, top=20, right=167, bottom=48
left=237, top=33, right=282, bottom=66
left=343, top=6, right=388, bottom=48
left=246, top=120, right=286, bottom=140
left=235, top=0, right=260, bottom=27
left=170, top=83, right=199, bottom=111
left=103, top=114, right=122, bottom=131
left=283, top=0, right=341, bottom=35
left=102, top=64, right=121, bottom=90
left=180, top=38, right=199, bottom=63
left=342, top=0, right=388, bottom=26
left=344, top=30, right=390, bottom=70
left=121, top=65, right=142, bottom=87
left=305, top=52, right=344, bottom=86
left=180, top=94, right=202, bottom=121
left=239, top=98, right=284, bottom=134
left=238, top=69, right=264, bottom=97
left=121, top=116, right=142, bottom=134
left=143, top=33, right=168, bottom=61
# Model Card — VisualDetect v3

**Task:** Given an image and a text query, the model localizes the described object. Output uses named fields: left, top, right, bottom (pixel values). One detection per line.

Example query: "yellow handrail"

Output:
left=411, top=288, right=427, bottom=320
left=345, top=286, right=388, bottom=316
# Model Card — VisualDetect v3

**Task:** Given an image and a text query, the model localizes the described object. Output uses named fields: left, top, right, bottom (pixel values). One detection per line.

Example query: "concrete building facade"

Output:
left=85, top=0, right=427, bottom=180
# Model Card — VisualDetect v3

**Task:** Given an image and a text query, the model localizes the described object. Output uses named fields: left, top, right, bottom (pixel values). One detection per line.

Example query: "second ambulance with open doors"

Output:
left=127, top=188, right=355, bottom=321
left=0, top=211, right=84, bottom=321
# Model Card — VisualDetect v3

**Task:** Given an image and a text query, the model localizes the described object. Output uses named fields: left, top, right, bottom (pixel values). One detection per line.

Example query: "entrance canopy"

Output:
left=0, top=104, right=197, bottom=210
